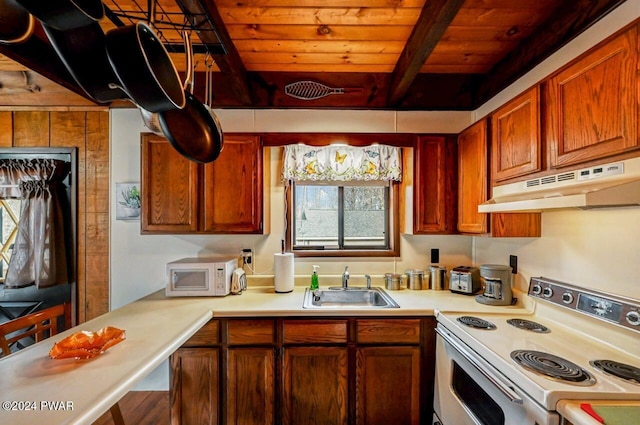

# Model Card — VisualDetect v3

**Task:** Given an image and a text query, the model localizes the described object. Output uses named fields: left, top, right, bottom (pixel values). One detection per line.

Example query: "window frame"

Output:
left=285, top=180, right=400, bottom=258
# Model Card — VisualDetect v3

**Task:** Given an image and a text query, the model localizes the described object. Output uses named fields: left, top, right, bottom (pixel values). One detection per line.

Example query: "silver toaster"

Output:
left=449, top=266, right=481, bottom=295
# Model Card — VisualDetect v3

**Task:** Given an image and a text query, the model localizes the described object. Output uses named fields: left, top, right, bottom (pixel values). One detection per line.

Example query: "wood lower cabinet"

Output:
left=226, top=348, right=275, bottom=425
left=141, top=133, right=265, bottom=234
left=282, top=346, right=349, bottom=425
left=170, top=317, right=434, bottom=425
left=545, top=24, right=639, bottom=169
left=413, top=135, right=457, bottom=234
left=170, top=348, right=220, bottom=425
left=355, top=346, right=420, bottom=425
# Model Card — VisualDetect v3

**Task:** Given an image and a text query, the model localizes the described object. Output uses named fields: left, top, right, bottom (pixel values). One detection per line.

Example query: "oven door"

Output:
left=434, top=324, right=559, bottom=425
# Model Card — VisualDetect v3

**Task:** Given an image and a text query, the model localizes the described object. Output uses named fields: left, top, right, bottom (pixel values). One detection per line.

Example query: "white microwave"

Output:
left=166, top=257, right=238, bottom=297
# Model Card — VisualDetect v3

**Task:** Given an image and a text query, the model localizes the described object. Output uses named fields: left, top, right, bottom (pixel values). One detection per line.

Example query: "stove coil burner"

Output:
left=590, top=360, right=640, bottom=385
left=457, top=316, right=496, bottom=330
left=511, top=350, right=596, bottom=386
left=507, top=318, right=550, bottom=333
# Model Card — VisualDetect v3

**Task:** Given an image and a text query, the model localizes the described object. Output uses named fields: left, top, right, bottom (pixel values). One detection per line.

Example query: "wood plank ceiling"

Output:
left=0, top=0, right=627, bottom=109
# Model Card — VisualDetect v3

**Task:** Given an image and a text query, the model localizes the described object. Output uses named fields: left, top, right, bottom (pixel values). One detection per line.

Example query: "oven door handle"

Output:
left=436, top=327, right=524, bottom=405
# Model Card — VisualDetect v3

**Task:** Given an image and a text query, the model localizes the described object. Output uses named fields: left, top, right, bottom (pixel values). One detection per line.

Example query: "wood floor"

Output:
left=93, top=391, right=169, bottom=425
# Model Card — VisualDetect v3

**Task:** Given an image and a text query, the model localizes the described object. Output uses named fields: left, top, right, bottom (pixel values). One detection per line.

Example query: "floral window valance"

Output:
left=282, top=144, right=402, bottom=182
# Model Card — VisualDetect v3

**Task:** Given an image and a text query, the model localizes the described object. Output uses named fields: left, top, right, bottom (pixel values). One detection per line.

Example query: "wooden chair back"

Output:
left=0, top=303, right=71, bottom=357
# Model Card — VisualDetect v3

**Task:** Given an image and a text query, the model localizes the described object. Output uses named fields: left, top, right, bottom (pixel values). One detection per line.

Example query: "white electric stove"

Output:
left=434, top=277, right=640, bottom=425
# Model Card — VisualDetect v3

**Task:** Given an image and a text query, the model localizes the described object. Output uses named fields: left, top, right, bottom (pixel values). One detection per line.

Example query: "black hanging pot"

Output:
left=0, top=0, right=34, bottom=44
left=106, top=22, right=185, bottom=113
left=15, top=0, right=103, bottom=31
left=157, top=35, right=223, bottom=163
left=42, top=21, right=128, bottom=103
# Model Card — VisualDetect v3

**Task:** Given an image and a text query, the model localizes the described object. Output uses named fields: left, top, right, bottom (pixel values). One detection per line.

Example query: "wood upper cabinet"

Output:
left=545, top=25, right=639, bottom=169
left=457, top=120, right=541, bottom=237
left=141, top=134, right=199, bottom=232
left=413, top=135, right=457, bottom=234
left=141, top=133, right=265, bottom=234
left=170, top=348, right=220, bottom=425
left=457, top=120, right=488, bottom=234
left=490, top=87, right=541, bottom=182
left=203, top=135, right=263, bottom=233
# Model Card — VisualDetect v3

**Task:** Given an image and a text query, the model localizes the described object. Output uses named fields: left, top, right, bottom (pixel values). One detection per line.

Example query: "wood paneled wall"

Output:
left=0, top=110, right=110, bottom=323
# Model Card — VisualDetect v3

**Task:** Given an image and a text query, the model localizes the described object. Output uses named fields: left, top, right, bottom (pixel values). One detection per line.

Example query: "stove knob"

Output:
left=561, top=292, right=574, bottom=304
left=531, top=284, right=542, bottom=295
left=626, top=311, right=640, bottom=326
left=542, top=287, right=553, bottom=298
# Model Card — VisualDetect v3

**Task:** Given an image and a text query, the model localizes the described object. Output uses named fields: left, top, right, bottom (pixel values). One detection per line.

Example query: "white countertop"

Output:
left=0, top=286, right=530, bottom=424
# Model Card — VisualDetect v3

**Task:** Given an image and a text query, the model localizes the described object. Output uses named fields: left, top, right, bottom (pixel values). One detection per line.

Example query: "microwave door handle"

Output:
left=435, top=327, right=523, bottom=405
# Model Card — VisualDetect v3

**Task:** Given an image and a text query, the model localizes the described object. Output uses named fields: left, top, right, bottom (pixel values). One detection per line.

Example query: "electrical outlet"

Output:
left=509, top=255, right=518, bottom=274
left=241, top=248, right=253, bottom=264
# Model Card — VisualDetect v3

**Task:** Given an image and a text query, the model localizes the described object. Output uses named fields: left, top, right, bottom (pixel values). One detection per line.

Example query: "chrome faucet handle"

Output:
left=365, top=274, right=371, bottom=289
left=342, top=266, right=350, bottom=288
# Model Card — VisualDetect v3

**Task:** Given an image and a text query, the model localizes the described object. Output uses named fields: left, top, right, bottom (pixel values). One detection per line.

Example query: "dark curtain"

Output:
left=0, top=159, right=71, bottom=288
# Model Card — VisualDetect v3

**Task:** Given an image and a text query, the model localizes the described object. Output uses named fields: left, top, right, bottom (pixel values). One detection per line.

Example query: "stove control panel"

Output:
left=529, top=277, right=640, bottom=333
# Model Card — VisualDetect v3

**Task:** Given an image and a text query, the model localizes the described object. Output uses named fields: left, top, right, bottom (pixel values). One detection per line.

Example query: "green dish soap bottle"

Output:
left=310, top=265, right=320, bottom=290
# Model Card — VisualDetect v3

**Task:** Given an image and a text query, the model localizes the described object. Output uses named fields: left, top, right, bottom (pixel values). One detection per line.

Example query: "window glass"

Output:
left=293, top=183, right=389, bottom=251
left=0, top=199, right=21, bottom=281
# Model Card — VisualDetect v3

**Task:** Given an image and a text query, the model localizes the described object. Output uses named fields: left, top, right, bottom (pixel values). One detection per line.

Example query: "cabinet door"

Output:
left=355, top=346, right=421, bottom=425
left=413, top=135, right=457, bottom=234
left=457, top=120, right=488, bottom=234
left=227, top=348, right=275, bottom=425
left=491, top=87, right=541, bottom=182
left=141, top=134, right=199, bottom=233
left=203, top=135, right=263, bottom=233
left=282, top=346, right=348, bottom=425
left=546, top=26, right=638, bottom=168
left=170, top=348, right=220, bottom=425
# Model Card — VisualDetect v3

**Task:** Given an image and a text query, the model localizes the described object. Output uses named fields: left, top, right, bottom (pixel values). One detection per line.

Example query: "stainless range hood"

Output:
left=479, top=157, right=640, bottom=212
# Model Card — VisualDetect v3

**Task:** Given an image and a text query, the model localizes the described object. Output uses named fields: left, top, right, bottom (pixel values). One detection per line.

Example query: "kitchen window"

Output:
left=283, top=144, right=401, bottom=257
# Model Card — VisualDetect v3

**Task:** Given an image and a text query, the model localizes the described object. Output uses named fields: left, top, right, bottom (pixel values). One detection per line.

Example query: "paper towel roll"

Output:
left=274, top=253, right=295, bottom=293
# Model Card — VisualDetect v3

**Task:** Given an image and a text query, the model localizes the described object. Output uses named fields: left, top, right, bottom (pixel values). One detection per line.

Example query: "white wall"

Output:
left=110, top=108, right=473, bottom=311
left=471, top=0, right=640, bottom=299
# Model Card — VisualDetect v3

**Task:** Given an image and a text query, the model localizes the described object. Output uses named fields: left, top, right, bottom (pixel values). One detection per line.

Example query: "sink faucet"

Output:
left=365, top=274, right=371, bottom=289
left=342, top=266, right=349, bottom=288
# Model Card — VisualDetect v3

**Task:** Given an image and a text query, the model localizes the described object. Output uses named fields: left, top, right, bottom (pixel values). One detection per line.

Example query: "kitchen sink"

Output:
left=302, top=287, right=400, bottom=309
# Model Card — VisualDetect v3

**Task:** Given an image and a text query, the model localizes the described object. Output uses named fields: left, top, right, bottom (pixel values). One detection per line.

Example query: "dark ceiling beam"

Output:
left=0, top=25, right=92, bottom=101
left=387, top=0, right=466, bottom=107
left=475, top=0, right=627, bottom=105
left=174, top=0, right=252, bottom=106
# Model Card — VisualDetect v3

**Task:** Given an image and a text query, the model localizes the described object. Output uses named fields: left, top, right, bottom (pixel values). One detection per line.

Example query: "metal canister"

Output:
left=429, top=265, right=447, bottom=291
left=405, top=269, right=425, bottom=290
left=384, top=273, right=404, bottom=290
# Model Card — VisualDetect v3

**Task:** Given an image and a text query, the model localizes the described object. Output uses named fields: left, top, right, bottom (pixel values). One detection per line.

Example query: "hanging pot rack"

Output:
left=103, top=0, right=226, bottom=56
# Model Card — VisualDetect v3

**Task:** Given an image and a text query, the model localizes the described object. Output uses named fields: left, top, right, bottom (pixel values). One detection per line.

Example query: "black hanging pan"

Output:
left=42, top=21, right=128, bottom=103
left=15, top=0, right=104, bottom=31
left=0, top=0, right=34, bottom=44
left=158, top=37, right=223, bottom=163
